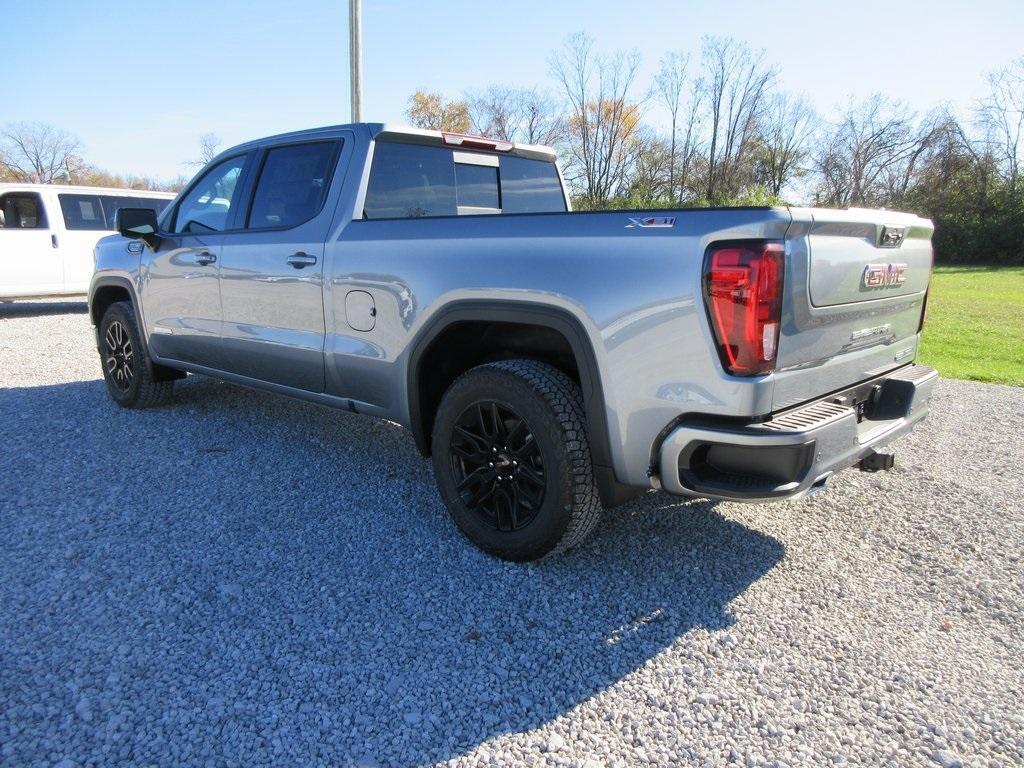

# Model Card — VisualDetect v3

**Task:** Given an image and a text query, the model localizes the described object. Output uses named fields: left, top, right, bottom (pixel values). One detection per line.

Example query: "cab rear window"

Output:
left=499, top=156, right=567, bottom=214
left=363, top=141, right=565, bottom=219
left=455, top=163, right=499, bottom=210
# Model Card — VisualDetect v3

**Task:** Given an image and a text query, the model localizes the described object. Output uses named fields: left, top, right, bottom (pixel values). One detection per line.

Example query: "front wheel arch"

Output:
left=90, top=279, right=183, bottom=383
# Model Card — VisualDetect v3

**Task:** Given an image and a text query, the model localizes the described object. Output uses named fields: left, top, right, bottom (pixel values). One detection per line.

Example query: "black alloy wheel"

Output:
left=448, top=400, right=546, bottom=532
left=431, top=360, right=603, bottom=561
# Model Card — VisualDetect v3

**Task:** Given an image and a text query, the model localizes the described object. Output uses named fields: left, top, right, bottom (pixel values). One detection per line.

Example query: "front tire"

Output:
left=431, top=360, right=602, bottom=561
left=98, top=301, right=175, bottom=408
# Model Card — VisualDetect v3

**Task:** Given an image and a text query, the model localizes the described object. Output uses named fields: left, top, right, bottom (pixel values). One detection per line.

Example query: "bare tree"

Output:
left=813, top=96, right=934, bottom=207
left=701, top=37, right=776, bottom=202
left=0, top=122, right=84, bottom=183
left=757, top=94, right=817, bottom=198
left=627, top=134, right=674, bottom=204
left=978, top=56, right=1024, bottom=191
left=653, top=52, right=703, bottom=203
left=549, top=33, right=643, bottom=206
left=188, top=133, right=222, bottom=167
left=468, top=86, right=565, bottom=146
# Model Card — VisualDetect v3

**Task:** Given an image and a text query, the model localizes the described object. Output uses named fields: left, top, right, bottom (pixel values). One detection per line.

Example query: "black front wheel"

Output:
left=98, top=301, right=175, bottom=409
left=431, top=360, right=602, bottom=561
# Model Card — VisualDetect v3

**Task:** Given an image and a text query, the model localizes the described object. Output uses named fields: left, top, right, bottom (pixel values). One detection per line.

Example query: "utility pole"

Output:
left=349, top=0, right=363, bottom=122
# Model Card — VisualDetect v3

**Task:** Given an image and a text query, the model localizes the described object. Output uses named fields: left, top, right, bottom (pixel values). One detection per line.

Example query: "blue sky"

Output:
left=3, top=0, right=1022, bottom=180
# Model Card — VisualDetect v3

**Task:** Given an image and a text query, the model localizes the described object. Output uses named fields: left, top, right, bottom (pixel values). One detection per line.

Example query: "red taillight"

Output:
left=703, top=242, right=785, bottom=376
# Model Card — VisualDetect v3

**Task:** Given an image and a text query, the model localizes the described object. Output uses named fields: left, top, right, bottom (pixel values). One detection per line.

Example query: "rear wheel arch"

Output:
left=406, top=301, right=638, bottom=506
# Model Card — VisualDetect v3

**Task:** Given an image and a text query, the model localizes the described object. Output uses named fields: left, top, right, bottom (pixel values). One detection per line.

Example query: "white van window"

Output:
left=0, top=192, right=47, bottom=229
left=99, top=196, right=170, bottom=230
left=58, top=194, right=106, bottom=230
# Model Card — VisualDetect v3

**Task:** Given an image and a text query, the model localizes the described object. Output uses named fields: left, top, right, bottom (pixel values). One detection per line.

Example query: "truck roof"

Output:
left=223, top=122, right=558, bottom=163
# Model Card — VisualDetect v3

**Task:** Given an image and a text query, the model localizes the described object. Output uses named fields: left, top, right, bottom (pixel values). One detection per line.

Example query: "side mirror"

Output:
left=116, top=208, right=161, bottom=250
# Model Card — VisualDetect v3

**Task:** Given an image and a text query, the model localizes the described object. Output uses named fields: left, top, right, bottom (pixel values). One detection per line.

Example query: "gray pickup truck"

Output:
left=90, top=123, right=937, bottom=561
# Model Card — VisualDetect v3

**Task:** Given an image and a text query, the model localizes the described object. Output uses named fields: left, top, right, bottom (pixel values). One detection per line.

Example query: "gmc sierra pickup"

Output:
left=90, top=123, right=937, bottom=561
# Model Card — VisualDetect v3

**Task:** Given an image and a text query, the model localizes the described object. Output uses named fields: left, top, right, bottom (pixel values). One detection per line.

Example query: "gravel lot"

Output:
left=1, top=300, right=1022, bottom=768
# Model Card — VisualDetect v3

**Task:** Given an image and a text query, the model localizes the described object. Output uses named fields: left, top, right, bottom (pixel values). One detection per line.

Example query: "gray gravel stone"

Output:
left=1, top=299, right=1023, bottom=767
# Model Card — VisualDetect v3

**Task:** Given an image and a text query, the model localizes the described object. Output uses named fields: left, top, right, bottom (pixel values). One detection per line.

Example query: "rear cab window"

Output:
left=247, top=141, right=341, bottom=230
left=0, top=192, right=47, bottom=229
left=454, top=153, right=500, bottom=214
left=499, top=156, right=567, bottom=214
left=362, top=141, right=566, bottom=220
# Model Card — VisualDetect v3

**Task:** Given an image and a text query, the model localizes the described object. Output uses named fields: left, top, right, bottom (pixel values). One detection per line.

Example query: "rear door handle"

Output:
left=287, top=252, right=317, bottom=268
left=194, top=251, right=216, bottom=266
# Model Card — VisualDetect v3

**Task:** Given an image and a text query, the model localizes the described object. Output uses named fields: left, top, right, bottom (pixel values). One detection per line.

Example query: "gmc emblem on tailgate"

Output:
left=863, top=263, right=908, bottom=288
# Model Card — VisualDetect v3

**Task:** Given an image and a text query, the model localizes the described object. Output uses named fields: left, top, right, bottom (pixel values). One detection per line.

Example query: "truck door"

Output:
left=142, top=153, right=251, bottom=368
left=0, top=190, right=61, bottom=297
left=216, top=138, right=346, bottom=392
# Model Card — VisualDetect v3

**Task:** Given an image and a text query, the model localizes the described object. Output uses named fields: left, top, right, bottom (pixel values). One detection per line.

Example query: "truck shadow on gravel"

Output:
left=0, top=299, right=88, bottom=318
left=0, top=376, right=785, bottom=767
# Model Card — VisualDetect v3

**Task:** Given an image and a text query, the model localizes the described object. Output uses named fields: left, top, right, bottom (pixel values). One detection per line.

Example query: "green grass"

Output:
left=917, top=265, right=1024, bottom=386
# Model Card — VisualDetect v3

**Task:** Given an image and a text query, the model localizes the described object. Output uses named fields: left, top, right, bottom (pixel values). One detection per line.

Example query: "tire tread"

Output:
left=476, top=359, right=602, bottom=557
left=102, top=301, right=175, bottom=409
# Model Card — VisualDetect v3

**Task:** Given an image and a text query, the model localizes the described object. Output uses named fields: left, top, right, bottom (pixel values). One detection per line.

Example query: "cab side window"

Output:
left=172, top=155, right=247, bottom=234
left=0, top=192, right=47, bottom=229
left=247, top=141, right=340, bottom=230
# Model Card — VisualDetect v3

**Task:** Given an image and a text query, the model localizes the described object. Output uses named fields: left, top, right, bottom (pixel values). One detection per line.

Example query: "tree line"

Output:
left=0, top=126, right=225, bottom=193
left=406, top=34, right=1024, bottom=265
left=4, top=33, right=1020, bottom=265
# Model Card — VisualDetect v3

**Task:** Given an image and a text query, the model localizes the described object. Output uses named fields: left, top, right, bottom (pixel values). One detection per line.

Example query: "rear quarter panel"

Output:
left=324, top=207, right=791, bottom=487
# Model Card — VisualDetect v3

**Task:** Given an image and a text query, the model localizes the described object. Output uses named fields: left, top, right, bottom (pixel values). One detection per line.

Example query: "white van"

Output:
left=0, top=183, right=175, bottom=300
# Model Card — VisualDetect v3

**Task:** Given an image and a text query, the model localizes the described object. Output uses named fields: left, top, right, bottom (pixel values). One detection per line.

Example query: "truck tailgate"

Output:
left=772, top=207, right=933, bottom=411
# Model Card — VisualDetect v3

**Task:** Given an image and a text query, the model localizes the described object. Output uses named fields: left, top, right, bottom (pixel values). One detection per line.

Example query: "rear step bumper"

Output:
left=657, top=364, right=939, bottom=502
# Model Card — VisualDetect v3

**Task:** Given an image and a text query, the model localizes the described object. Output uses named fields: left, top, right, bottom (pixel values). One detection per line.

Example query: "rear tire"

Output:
left=431, top=360, right=602, bottom=561
left=98, top=301, right=175, bottom=409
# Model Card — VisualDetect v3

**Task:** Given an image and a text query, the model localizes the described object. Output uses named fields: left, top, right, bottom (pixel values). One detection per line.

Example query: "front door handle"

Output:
left=287, top=252, right=317, bottom=268
left=194, top=251, right=216, bottom=266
